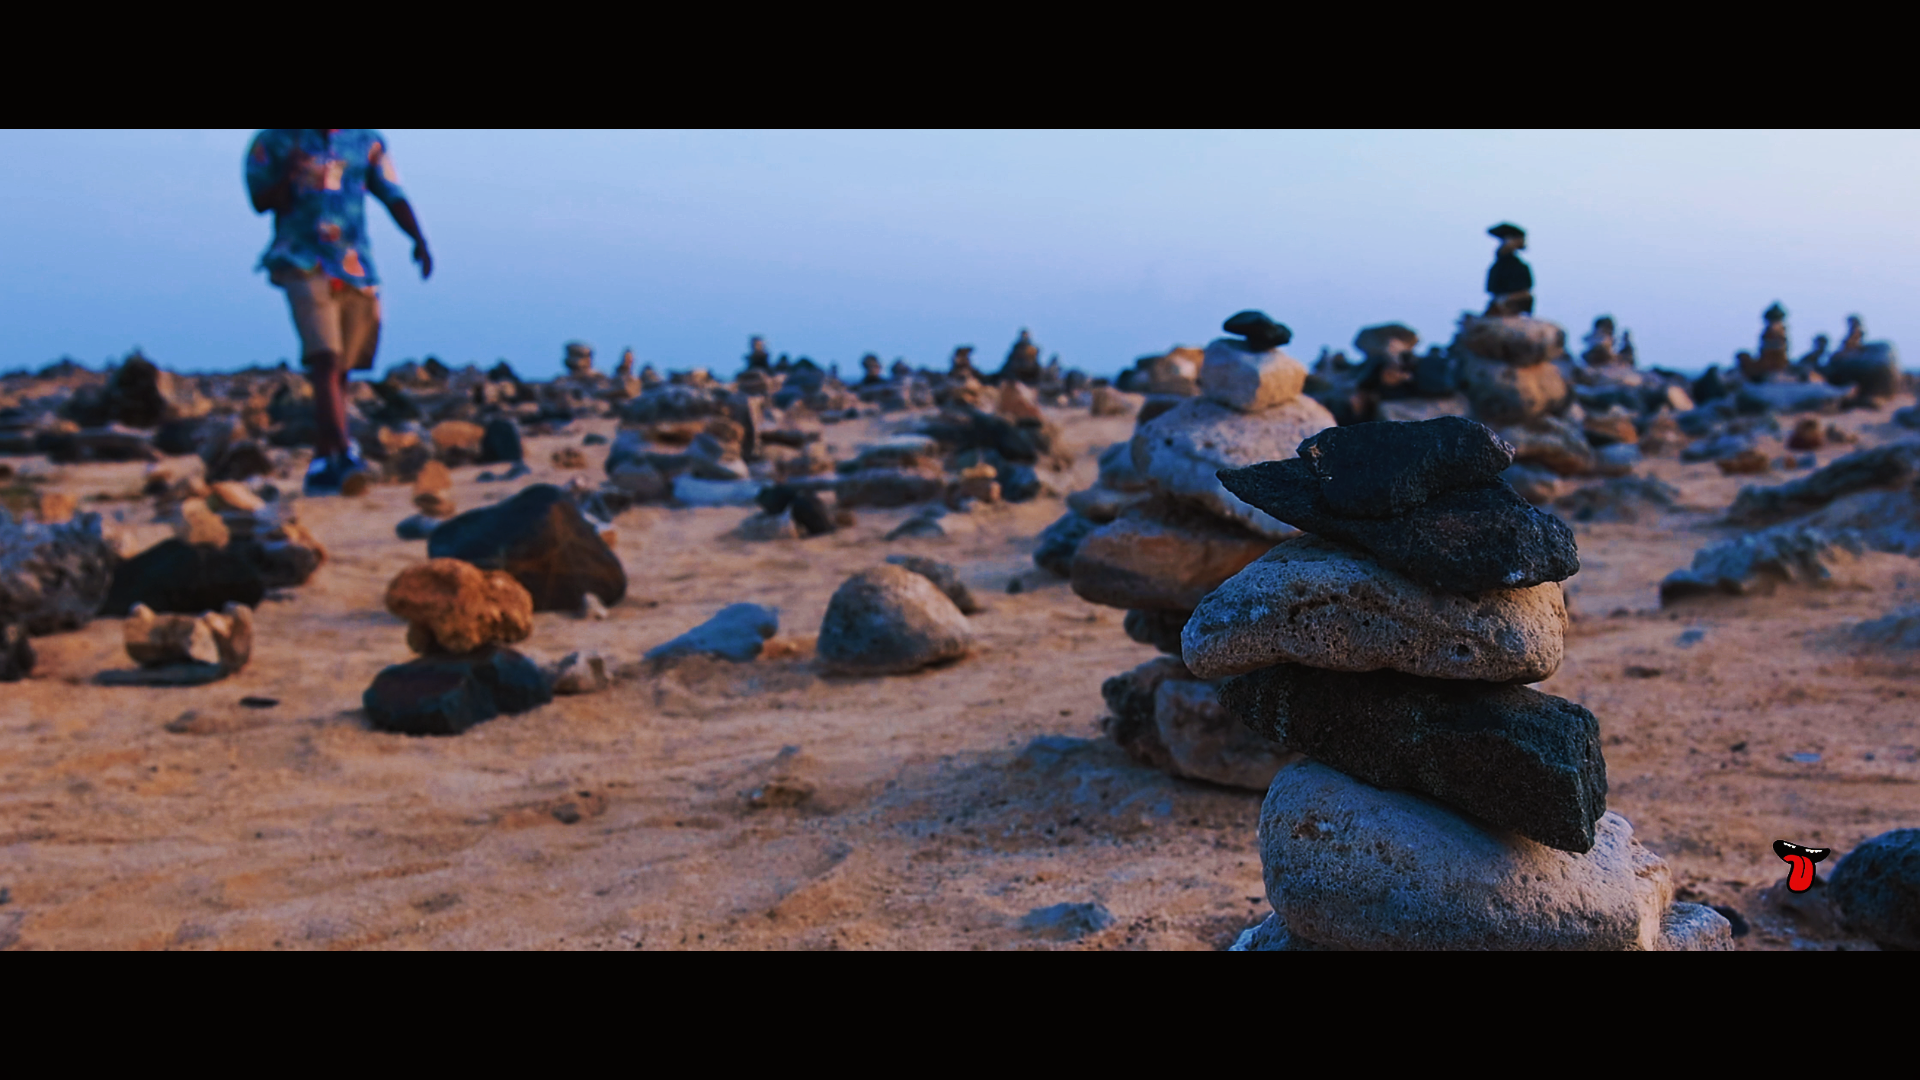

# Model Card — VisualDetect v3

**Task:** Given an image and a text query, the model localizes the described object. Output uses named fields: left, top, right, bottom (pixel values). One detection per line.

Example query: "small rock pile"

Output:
left=365, top=559, right=551, bottom=735
left=1058, top=311, right=1338, bottom=789
left=1186, top=418, right=1731, bottom=949
left=104, top=602, right=253, bottom=686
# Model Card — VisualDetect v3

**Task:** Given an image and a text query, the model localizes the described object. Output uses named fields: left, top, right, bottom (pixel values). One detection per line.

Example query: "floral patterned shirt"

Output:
left=245, top=129, right=408, bottom=288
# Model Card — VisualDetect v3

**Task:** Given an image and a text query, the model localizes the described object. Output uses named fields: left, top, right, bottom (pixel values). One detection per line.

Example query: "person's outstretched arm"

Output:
left=365, top=136, right=431, bottom=280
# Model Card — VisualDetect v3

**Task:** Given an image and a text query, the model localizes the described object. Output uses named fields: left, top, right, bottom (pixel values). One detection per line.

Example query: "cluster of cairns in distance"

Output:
left=1184, top=416, right=1734, bottom=950
left=0, top=329, right=1094, bottom=684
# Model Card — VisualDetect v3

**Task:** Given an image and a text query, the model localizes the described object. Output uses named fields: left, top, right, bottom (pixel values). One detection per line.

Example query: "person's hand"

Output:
left=413, top=240, right=433, bottom=280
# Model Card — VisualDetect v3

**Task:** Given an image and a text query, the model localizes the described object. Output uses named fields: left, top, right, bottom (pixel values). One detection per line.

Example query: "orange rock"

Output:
left=176, top=499, right=230, bottom=547
left=414, top=491, right=457, bottom=519
left=413, top=460, right=453, bottom=494
left=36, top=491, right=77, bottom=524
left=385, top=558, right=534, bottom=654
left=1716, top=448, right=1773, bottom=475
left=430, top=421, right=486, bottom=465
left=997, top=381, right=1045, bottom=423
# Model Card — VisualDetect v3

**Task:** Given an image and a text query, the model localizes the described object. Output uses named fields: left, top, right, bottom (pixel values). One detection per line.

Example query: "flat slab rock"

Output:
left=362, top=645, right=553, bottom=736
left=1183, top=535, right=1566, bottom=683
left=1220, top=663, right=1606, bottom=852
left=1070, top=500, right=1275, bottom=612
left=1231, top=903, right=1731, bottom=951
left=1220, top=458, right=1579, bottom=594
left=646, top=602, right=779, bottom=663
left=1294, top=416, right=1514, bottom=519
left=1259, top=760, right=1671, bottom=950
left=1130, top=396, right=1335, bottom=538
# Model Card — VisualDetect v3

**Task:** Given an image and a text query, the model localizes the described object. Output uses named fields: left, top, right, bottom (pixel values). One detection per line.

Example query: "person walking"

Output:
left=245, top=129, right=432, bottom=494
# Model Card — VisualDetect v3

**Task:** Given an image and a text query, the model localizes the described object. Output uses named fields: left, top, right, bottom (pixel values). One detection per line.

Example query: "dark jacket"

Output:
left=1487, top=252, right=1532, bottom=296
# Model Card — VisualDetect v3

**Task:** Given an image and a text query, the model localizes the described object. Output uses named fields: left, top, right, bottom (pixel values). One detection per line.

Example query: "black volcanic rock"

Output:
left=100, top=539, right=265, bottom=617
left=1219, top=458, right=1579, bottom=593
left=1296, top=416, right=1515, bottom=519
left=1223, top=310, right=1292, bottom=350
left=1033, top=511, right=1097, bottom=578
left=1123, top=607, right=1187, bottom=655
left=477, top=418, right=524, bottom=465
left=1219, top=663, right=1607, bottom=853
left=1828, top=828, right=1920, bottom=951
left=363, top=645, right=552, bottom=736
left=427, top=484, right=626, bottom=612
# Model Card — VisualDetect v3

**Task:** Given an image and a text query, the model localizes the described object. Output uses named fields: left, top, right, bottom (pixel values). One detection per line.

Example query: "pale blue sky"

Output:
left=4, top=129, right=1917, bottom=378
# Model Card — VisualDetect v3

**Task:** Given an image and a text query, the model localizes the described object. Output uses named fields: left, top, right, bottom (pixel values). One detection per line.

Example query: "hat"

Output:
left=1488, top=223, right=1526, bottom=240
left=1764, top=302, right=1787, bottom=323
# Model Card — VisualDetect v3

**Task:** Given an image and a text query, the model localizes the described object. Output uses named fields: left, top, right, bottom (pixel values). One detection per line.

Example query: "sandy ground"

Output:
left=2, top=399, right=1916, bottom=951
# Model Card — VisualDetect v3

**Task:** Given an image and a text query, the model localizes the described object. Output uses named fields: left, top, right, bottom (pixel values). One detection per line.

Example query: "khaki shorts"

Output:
left=272, top=266, right=382, bottom=371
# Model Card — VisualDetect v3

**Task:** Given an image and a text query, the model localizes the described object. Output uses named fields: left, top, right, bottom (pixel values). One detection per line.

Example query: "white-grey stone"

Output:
left=672, top=475, right=764, bottom=507
left=1153, top=678, right=1299, bottom=791
left=1260, top=759, right=1674, bottom=951
left=1656, top=902, right=1735, bottom=951
left=1228, top=911, right=1336, bottom=951
left=1199, top=339, right=1307, bottom=413
left=1130, top=396, right=1336, bottom=538
left=1182, top=535, right=1567, bottom=682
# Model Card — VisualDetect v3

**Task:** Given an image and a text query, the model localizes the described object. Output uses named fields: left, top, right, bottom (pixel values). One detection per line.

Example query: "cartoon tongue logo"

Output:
left=1774, top=840, right=1831, bottom=893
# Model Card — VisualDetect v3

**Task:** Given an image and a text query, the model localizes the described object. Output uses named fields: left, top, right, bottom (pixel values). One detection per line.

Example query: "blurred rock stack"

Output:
left=1049, top=312, right=1338, bottom=790
left=1181, top=417, right=1731, bottom=950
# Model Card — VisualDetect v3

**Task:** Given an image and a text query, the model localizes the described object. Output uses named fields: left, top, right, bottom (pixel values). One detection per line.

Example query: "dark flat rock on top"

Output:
left=1296, top=416, right=1515, bottom=519
left=1219, top=663, right=1606, bottom=853
left=427, top=484, right=626, bottom=612
left=1219, top=458, right=1579, bottom=593
left=1223, top=310, right=1291, bottom=351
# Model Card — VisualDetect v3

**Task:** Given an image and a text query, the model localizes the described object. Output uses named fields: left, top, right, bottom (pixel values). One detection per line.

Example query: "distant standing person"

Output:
left=245, top=129, right=432, bottom=494
left=1485, top=223, right=1532, bottom=316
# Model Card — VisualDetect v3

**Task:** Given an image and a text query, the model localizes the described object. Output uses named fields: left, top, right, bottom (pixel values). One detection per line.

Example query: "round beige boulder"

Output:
left=817, top=565, right=972, bottom=675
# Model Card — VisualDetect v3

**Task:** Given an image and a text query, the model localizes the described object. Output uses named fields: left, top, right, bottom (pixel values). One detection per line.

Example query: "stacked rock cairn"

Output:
left=1183, top=416, right=1734, bottom=950
left=1070, top=311, right=1337, bottom=789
